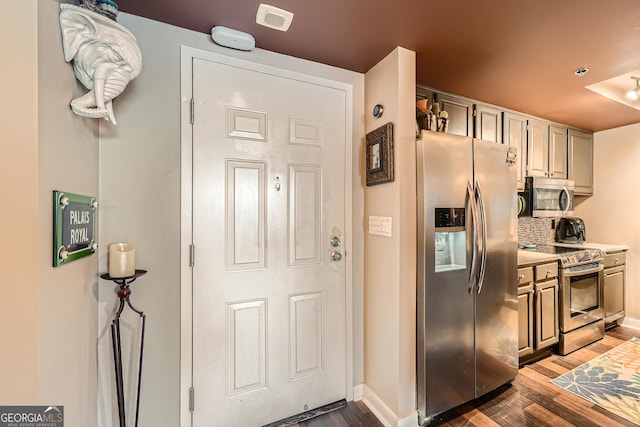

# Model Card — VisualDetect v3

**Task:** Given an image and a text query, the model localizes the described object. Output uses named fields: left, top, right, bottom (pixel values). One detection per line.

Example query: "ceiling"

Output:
left=115, top=0, right=640, bottom=132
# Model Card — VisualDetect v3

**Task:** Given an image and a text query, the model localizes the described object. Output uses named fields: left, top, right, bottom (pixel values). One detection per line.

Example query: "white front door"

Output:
left=191, top=56, right=348, bottom=426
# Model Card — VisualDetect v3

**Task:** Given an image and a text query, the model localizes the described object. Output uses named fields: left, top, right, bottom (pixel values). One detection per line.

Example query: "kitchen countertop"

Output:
left=578, top=242, right=629, bottom=253
left=517, top=250, right=560, bottom=267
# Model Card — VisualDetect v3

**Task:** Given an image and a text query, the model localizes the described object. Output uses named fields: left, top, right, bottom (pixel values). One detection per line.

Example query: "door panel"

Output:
left=191, top=57, right=347, bottom=426
left=474, top=104, right=502, bottom=143
left=437, top=94, right=473, bottom=137
left=527, top=119, right=549, bottom=177
left=289, top=165, right=322, bottom=266
left=502, top=112, right=527, bottom=190
left=549, top=125, right=568, bottom=179
left=604, top=267, right=625, bottom=317
left=416, top=133, right=475, bottom=417
left=568, top=129, right=593, bottom=194
left=226, top=107, right=268, bottom=141
left=226, top=299, right=267, bottom=397
left=226, top=160, right=266, bottom=270
left=535, top=280, right=559, bottom=348
left=473, top=139, right=518, bottom=396
left=518, top=284, right=534, bottom=357
left=289, top=292, right=323, bottom=379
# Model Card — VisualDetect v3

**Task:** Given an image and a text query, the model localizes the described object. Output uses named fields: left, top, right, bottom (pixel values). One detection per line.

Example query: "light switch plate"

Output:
left=369, top=216, right=392, bottom=237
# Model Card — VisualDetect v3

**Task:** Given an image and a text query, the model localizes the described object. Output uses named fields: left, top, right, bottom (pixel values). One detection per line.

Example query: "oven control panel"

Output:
left=560, top=248, right=603, bottom=267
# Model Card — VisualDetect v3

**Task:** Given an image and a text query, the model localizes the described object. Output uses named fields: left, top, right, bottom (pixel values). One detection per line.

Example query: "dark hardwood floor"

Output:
left=294, top=326, right=640, bottom=426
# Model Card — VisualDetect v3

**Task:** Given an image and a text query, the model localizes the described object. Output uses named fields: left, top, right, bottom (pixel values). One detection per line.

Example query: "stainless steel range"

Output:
left=525, top=244, right=604, bottom=354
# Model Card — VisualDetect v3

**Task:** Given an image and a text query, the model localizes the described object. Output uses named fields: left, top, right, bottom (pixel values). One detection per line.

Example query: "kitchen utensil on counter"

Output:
left=438, top=110, right=449, bottom=132
left=416, top=99, right=433, bottom=131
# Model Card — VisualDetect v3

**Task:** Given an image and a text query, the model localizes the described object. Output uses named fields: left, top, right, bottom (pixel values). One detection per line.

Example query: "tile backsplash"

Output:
left=518, top=217, right=555, bottom=245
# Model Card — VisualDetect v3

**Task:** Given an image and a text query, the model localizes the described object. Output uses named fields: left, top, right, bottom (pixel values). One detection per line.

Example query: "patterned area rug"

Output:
left=551, top=337, right=640, bottom=425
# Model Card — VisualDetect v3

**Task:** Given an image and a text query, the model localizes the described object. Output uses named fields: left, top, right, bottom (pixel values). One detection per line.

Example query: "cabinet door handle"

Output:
left=518, top=274, right=525, bottom=280
left=546, top=270, right=553, bottom=278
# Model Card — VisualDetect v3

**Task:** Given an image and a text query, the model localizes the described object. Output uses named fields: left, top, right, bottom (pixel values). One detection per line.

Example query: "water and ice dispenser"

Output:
left=434, top=208, right=466, bottom=272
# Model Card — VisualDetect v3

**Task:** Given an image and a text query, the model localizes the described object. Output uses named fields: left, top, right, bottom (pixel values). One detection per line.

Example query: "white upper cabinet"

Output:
left=568, top=128, right=594, bottom=195
left=549, top=125, right=568, bottom=179
left=503, top=111, right=527, bottom=190
left=526, top=120, right=568, bottom=179
left=475, top=104, right=502, bottom=144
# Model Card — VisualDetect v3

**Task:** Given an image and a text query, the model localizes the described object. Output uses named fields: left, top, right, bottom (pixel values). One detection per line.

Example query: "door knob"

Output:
left=330, top=236, right=340, bottom=247
left=330, top=251, right=343, bottom=262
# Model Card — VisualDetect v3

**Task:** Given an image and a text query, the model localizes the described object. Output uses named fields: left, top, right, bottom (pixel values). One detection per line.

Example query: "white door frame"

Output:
left=179, top=45, right=355, bottom=426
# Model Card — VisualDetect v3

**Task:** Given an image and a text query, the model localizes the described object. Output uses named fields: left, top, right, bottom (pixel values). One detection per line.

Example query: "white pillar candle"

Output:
left=109, top=243, right=135, bottom=278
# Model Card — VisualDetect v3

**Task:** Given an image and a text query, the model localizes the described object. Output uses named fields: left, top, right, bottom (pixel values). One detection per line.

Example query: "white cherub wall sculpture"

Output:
left=59, top=2, right=142, bottom=124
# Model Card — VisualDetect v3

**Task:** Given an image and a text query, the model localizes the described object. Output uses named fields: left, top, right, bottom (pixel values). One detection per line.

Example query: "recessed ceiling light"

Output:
left=574, top=67, right=589, bottom=76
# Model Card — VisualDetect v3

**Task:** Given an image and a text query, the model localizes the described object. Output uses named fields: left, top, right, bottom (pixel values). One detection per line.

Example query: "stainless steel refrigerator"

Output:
left=416, top=132, right=519, bottom=425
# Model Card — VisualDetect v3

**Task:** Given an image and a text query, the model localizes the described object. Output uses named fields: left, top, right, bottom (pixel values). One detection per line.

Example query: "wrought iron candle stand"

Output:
left=100, top=270, right=147, bottom=427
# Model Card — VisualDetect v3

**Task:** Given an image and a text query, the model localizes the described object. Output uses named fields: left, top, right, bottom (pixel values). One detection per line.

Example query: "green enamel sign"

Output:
left=53, top=190, right=97, bottom=267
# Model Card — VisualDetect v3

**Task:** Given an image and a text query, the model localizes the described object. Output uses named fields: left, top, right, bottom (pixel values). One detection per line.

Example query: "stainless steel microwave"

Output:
left=524, top=176, right=574, bottom=217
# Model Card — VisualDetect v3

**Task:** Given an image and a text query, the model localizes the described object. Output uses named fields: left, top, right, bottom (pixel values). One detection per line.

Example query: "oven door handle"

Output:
left=561, top=263, right=604, bottom=277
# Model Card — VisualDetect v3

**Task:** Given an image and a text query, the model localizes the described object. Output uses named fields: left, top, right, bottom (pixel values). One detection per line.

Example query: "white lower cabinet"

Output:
left=603, top=250, right=626, bottom=327
left=518, top=266, right=534, bottom=357
left=518, top=262, right=559, bottom=364
left=535, top=278, right=560, bottom=349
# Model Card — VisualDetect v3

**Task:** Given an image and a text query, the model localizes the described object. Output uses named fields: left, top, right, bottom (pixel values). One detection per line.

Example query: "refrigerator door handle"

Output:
left=476, top=181, right=488, bottom=294
left=467, top=180, right=479, bottom=294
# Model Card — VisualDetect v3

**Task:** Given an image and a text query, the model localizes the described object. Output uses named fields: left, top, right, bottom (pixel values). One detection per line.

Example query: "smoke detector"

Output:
left=211, top=26, right=255, bottom=51
left=256, top=4, right=294, bottom=32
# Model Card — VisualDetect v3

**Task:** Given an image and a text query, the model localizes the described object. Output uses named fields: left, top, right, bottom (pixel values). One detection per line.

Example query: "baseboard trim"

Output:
left=353, top=383, right=364, bottom=401
left=397, top=411, right=419, bottom=427
left=622, top=317, right=640, bottom=330
left=360, top=384, right=418, bottom=427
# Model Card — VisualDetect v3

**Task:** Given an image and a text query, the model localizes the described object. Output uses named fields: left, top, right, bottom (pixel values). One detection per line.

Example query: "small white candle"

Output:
left=109, top=243, right=135, bottom=278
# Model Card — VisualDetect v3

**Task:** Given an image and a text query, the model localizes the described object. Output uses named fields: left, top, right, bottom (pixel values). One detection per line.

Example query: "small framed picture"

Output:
left=366, top=122, right=393, bottom=186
